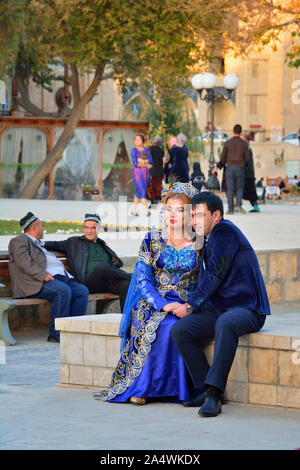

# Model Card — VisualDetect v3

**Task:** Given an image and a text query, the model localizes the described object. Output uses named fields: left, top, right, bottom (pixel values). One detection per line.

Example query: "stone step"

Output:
left=55, top=312, right=300, bottom=410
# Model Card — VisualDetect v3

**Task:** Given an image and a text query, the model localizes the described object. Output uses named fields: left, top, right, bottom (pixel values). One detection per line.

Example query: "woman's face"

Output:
left=135, top=135, right=143, bottom=147
left=164, top=196, right=190, bottom=238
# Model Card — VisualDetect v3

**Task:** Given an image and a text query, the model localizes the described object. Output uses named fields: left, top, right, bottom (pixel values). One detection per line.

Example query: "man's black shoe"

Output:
left=183, top=392, right=226, bottom=407
left=47, top=335, right=60, bottom=343
left=198, top=396, right=222, bottom=417
left=182, top=392, right=206, bottom=407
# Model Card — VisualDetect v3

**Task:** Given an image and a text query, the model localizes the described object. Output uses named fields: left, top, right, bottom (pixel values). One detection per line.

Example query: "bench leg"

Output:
left=0, top=300, right=17, bottom=346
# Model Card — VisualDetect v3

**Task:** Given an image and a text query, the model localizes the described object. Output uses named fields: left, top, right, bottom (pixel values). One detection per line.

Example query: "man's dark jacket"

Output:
left=220, top=136, right=249, bottom=168
left=187, top=219, right=270, bottom=315
left=44, top=236, right=123, bottom=284
left=149, top=144, right=164, bottom=177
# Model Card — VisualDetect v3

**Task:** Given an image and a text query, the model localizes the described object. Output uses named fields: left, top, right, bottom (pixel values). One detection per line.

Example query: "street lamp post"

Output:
left=192, top=72, right=239, bottom=185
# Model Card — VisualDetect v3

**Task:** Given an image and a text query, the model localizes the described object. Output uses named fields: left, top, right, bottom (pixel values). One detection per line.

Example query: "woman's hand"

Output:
left=137, top=158, right=150, bottom=167
left=162, top=302, right=182, bottom=313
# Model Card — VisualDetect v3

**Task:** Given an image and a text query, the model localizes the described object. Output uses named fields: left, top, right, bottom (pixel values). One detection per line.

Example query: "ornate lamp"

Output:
left=192, top=72, right=239, bottom=184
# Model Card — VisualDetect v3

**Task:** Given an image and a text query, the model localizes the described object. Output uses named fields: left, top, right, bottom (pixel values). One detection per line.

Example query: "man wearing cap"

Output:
left=44, top=214, right=131, bottom=312
left=8, top=212, right=89, bottom=343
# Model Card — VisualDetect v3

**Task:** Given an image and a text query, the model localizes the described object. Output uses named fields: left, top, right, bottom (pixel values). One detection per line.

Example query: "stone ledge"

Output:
left=55, top=313, right=121, bottom=336
left=55, top=313, right=300, bottom=409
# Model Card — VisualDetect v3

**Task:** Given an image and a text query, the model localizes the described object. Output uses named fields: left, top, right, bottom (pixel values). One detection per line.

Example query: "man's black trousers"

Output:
left=170, top=305, right=266, bottom=393
left=86, top=262, right=131, bottom=312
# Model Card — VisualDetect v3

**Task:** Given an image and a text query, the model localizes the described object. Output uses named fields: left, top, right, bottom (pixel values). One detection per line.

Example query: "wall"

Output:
left=194, top=32, right=300, bottom=140
left=196, top=141, right=300, bottom=181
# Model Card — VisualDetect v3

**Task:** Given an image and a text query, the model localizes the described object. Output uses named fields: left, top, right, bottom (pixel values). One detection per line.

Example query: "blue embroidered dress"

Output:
left=95, top=230, right=200, bottom=403
left=131, top=146, right=152, bottom=199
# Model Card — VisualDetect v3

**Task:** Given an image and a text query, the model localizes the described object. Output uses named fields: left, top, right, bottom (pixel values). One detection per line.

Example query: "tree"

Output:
left=1, top=0, right=299, bottom=198
left=225, top=1, right=300, bottom=62
left=1, top=0, right=236, bottom=198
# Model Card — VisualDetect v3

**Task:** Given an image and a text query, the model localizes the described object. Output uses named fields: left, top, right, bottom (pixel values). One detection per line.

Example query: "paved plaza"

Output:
left=1, top=319, right=300, bottom=452
left=1, top=198, right=300, bottom=451
left=1, top=197, right=300, bottom=254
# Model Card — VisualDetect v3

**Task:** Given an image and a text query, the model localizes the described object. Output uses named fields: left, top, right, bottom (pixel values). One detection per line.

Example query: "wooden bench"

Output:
left=0, top=251, right=120, bottom=346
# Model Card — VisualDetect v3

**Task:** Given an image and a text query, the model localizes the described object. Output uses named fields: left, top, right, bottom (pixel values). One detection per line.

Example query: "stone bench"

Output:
left=56, top=314, right=122, bottom=390
left=55, top=312, right=300, bottom=410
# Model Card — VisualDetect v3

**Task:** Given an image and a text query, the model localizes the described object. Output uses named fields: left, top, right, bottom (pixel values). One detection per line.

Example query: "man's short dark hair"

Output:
left=233, top=124, right=242, bottom=135
left=191, top=191, right=224, bottom=217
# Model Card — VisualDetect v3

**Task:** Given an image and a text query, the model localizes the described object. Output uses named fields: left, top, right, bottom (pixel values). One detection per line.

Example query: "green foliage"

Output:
left=146, top=93, right=185, bottom=142
left=0, top=219, right=83, bottom=235
left=286, top=31, right=300, bottom=68
left=0, top=0, right=233, bottom=96
left=180, top=106, right=204, bottom=154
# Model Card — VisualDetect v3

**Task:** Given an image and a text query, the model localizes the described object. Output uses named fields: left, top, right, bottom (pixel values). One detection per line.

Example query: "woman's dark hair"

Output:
left=190, top=191, right=224, bottom=217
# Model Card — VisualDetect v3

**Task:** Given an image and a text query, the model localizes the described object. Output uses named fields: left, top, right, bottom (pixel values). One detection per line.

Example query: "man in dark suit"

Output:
left=8, top=212, right=89, bottom=343
left=170, top=192, right=270, bottom=417
left=44, top=214, right=131, bottom=312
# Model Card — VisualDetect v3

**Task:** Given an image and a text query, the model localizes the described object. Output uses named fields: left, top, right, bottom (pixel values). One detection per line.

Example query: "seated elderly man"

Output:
left=44, top=214, right=131, bottom=312
left=8, top=212, right=89, bottom=343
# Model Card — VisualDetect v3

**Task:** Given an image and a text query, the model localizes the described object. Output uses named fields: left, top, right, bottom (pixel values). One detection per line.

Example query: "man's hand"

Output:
left=173, top=304, right=190, bottom=318
left=162, top=302, right=182, bottom=313
left=44, top=273, right=54, bottom=282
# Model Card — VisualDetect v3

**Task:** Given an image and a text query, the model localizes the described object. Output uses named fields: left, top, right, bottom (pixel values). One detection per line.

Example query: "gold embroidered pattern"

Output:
left=94, top=231, right=201, bottom=402
left=96, top=299, right=168, bottom=401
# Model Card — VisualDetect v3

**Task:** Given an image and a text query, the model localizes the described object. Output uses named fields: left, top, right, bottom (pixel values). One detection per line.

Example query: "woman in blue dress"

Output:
left=130, top=134, right=152, bottom=217
left=94, top=182, right=201, bottom=405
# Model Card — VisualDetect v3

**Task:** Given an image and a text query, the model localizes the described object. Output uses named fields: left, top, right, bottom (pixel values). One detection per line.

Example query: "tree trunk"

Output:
left=19, top=65, right=104, bottom=199
left=15, top=64, right=55, bottom=117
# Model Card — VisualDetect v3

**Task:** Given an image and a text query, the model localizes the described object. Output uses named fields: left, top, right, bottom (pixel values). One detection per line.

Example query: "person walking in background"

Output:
left=219, top=124, right=249, bottom=214
left=130, top=134, right=152, bottom=217
left=241, top=133, right=260, bottom=212
left=169, top=133, right=189, bottom=183
left=163, top=137, right=177, bottom=184
left=146, top=136, right=164, bottom=204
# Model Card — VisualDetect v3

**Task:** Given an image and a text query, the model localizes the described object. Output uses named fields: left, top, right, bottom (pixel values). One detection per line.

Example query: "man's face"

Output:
left=83, top=220, right=98, bottom=242
left=32, top=219, right=44, bottom=240
left=192, top=203, right=220, bottom=237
